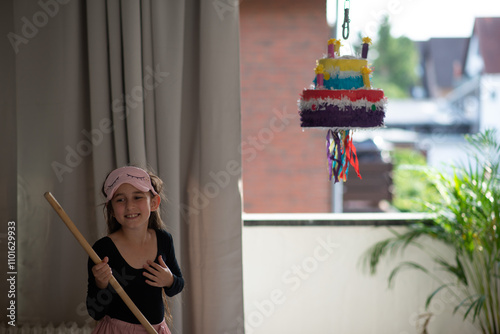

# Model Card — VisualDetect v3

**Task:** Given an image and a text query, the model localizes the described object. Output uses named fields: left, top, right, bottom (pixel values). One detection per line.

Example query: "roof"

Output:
left=417, top=38, right=468, bottom=91
left=472, top=17, right=500, bottom=74
left=429, top=38, right=468, bottom=87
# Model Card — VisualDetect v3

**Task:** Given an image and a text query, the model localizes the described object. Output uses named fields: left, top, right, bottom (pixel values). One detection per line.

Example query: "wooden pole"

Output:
left=44, top=192, right=158, bottom=334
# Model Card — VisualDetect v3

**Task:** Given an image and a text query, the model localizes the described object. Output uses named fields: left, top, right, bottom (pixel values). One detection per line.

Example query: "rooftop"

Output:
left=472, top=17, right=500, bottom=74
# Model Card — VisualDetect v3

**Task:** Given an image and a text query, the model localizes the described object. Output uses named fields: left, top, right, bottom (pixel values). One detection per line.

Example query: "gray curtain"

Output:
left=2, top=0, right=244, bottom=333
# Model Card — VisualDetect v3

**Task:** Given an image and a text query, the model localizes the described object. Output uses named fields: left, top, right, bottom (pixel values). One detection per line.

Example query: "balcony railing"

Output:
left=242, top=213, right=480, bottom=334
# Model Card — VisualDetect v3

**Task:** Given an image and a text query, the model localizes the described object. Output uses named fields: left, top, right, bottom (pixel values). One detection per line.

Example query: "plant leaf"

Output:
left=388, top=261, right=429, bottom=288
left=463, top=295, right=485, bottom=322
left=425, top=283, right=454, bottom=310
left=433, top=256, right=467, bottom=286
left=472, top=295, right=485, bottom=322
left=453, top=295, right=475, bottom=315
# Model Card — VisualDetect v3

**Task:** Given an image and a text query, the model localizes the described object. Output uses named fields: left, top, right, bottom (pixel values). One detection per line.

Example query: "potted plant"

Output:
left=362, top=129, right=500, bottom=333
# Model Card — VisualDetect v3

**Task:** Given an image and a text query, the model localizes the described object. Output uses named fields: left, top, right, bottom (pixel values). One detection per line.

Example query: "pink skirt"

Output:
left=92, top=316, right=171, bottom=334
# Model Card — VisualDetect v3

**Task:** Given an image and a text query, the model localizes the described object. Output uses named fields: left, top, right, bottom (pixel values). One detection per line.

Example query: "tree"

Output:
left=372, top=16, right=419, bottom=98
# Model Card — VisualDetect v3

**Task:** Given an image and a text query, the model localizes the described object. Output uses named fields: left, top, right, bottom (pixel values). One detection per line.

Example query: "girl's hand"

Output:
left=92, top=256, right=112, bottom=290
left=143, top=255, right=174, bottom=288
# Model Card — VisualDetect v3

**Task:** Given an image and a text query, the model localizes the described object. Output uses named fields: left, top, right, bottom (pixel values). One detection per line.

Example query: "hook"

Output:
left=342, top=7, right=350, bottom=40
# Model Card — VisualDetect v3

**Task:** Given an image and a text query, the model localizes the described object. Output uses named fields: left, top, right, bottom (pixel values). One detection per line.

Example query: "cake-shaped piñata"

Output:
left=298, top=38, right=387, bottom=182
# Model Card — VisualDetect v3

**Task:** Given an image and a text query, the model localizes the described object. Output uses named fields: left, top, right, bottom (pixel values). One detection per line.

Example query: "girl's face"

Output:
left=110, top=183, right=160, bottom=231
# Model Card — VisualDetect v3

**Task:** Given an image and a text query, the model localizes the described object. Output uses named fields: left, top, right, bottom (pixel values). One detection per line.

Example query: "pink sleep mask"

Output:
left=104, top=166, right=158, bottom=202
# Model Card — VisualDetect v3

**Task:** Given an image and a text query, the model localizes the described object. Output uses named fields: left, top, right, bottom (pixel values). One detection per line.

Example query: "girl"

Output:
left=87, top=166, right=184, bottom=334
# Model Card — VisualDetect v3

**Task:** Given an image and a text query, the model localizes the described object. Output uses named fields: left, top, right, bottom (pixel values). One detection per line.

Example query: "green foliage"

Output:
left=371, top=79, right=409, bottom=99
left=372, top=16, right=420, bottom=98
left=391, top=148, right=439, bottom=212
left=362, top=129, right=500, bottom=333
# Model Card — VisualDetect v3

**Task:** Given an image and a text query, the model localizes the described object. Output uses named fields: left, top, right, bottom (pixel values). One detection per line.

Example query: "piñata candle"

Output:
left=315, top=64, right=325, bottom=88
left=327, top=39, right=335, bottom=58
left=334, top=39, right=342, bottom=56
left=361, top=37, right=372, bottom=59
left=361, top=66, right=372, bottom=89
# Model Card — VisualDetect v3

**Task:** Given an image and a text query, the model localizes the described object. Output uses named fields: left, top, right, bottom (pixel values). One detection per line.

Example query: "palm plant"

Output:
left=362, top=129, right=500, bottom=333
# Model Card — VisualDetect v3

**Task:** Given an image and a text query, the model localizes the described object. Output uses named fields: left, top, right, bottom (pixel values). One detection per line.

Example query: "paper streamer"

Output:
left=326, top=130, right=362, bottom=183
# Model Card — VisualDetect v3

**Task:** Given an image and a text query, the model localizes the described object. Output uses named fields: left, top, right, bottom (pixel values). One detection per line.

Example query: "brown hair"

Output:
left=101, top=167, right=172, bottom=325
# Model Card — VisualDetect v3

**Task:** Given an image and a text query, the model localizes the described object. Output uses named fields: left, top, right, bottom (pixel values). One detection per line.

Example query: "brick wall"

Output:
left=240, top=0, right=332, bottom=212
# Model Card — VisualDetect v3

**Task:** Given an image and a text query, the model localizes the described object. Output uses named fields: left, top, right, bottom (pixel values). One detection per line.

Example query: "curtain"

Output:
left=4, top=0, right=244, bottom=333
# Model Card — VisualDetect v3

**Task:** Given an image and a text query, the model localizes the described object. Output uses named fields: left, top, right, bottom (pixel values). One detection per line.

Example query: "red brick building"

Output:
left=240, top=0, right=332, bottom=213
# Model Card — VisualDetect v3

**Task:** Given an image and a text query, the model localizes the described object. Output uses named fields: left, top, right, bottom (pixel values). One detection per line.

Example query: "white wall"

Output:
left=423, top=134, right=468, bottom=173
left=243, top=225, right=481, bottom=334
left=480, top=74, right=500, bottom=135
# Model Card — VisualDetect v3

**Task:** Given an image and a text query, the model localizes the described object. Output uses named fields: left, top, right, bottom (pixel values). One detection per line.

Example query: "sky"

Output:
left=327, top=0, right=500, bottom=41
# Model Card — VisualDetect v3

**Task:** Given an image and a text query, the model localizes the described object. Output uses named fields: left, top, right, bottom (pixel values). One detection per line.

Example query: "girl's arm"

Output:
left=86, top=241, right=113, bottom=320
left=161, top=231, right=184, bottom=297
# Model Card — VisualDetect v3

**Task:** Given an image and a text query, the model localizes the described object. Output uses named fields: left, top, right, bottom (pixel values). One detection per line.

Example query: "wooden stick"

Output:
left=44, top=192, right=158, bottom=334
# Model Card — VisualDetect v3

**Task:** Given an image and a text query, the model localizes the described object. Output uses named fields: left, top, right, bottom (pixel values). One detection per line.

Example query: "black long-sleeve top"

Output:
left=86, top=229, right=184, bottom=324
